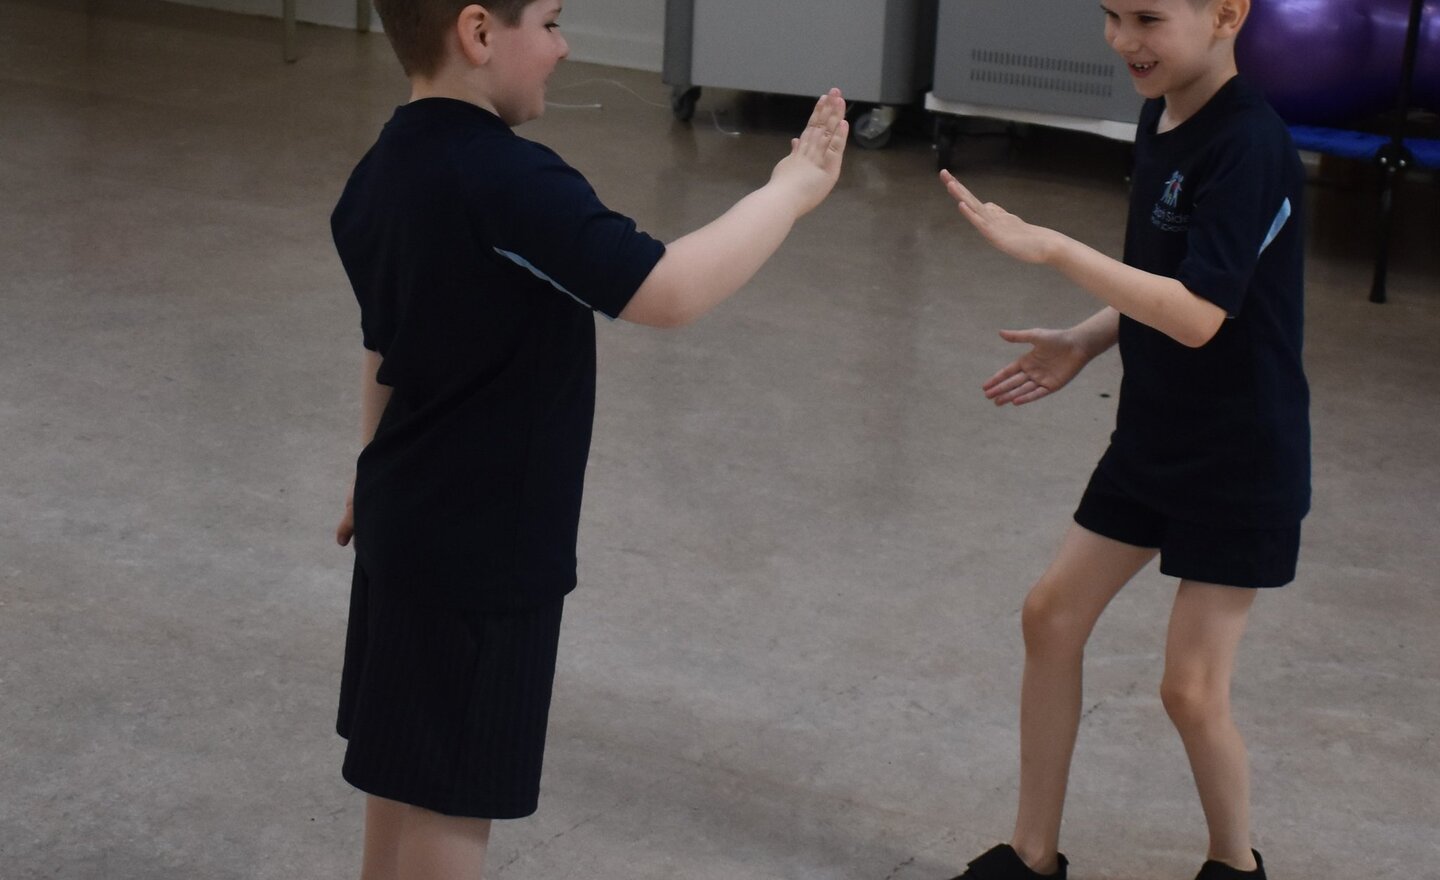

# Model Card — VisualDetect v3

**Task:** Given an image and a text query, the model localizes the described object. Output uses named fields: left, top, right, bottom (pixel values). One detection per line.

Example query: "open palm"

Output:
left=982, top=328, right=1090, bottom=406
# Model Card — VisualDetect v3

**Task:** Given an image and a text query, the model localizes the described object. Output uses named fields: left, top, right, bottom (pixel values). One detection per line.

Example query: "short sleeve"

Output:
left=477, top=143, right=666, bottom=319
left=1176, top=127, right=1293, bottom=316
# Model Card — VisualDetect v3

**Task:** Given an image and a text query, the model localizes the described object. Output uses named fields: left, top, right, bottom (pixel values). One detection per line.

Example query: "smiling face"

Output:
left=485, top=0, right=569, bottom=125
left=1102, top=0, right=1243, bottom=121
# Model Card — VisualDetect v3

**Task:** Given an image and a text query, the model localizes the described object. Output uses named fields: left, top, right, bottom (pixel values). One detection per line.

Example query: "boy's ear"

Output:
left=1213, top=0, right=1249, bottom=38
left=455, top=4, right=494, bottom=66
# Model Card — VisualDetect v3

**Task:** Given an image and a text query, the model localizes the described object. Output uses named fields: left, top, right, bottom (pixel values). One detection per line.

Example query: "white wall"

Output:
left=170, top=0, right=665, bottom=71
left=558, top=0, right=664, bottom=72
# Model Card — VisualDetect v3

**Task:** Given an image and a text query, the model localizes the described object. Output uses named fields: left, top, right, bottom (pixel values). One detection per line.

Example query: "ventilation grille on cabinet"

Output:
left=969, top=49, right=1117, bottom=98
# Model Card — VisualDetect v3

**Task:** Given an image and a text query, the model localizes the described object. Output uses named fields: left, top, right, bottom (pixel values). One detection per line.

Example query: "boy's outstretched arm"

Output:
left=941, top=171, right=1225, bottom=349
left=984, top=307, right=1119, bottom=406
left=620, top=89, right=848, bottom=328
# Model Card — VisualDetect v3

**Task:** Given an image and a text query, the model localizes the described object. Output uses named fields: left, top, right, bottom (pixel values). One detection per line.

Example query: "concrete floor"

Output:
left=3, top=1, right=1439, bottom=878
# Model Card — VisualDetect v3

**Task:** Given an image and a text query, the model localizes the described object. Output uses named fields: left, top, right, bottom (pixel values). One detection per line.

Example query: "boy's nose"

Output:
left=558, top=34, right=570, bottom=59
left=1108, top=24, right=1139, bottom=53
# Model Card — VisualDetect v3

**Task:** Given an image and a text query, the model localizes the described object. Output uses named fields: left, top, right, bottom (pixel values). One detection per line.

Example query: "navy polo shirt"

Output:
left=1100, top=76, right=1310, bottom=528
left=332, top=98, right=666, bottom=609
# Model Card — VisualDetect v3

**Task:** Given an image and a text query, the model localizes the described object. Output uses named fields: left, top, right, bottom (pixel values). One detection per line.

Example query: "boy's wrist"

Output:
left=1038, top=227, right=1070, bottom=268
left=759, top=178, right=810, bottom=222
left=1073, top=309, right=1119, bottom=358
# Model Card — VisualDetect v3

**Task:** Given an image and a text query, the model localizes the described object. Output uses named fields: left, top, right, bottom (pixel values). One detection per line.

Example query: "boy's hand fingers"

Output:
left=807, top=89, right=844, bottom=134
left=985, top=370, right=1029, bottom=398
left=949, top=180, right=986, bottom=215
left=982, top=361, right=1022, bottom=391
left=797, top=107, right=845, bottom=161
left=939, top=170, right=986, bottom=212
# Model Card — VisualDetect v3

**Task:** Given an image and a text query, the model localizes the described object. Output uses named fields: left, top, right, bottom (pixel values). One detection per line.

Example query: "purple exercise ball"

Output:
left=1237, top=0, right=1385, bottom=124
left=1239, top=0, right=1440, bottom=122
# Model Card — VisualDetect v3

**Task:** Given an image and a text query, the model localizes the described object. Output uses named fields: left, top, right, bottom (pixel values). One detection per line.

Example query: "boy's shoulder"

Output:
left=1198, top=77, right=1293, bottom=152
left=1146, top=78, right=1298, bottom=182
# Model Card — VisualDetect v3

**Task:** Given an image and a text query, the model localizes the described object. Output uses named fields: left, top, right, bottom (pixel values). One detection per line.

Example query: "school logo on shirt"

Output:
left=1161, top=171, right=1184, bottom=206
left=1152, top=170, right=1189, bottom=232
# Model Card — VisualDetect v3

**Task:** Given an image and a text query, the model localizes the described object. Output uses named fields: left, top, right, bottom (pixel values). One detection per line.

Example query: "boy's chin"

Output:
left=1129, top=79, right=1165, bottom=100
left=510, top=101, right=547, bottom=126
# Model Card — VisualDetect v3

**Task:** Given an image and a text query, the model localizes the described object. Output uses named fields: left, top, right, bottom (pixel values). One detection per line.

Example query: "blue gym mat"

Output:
left=1290, top=124, right=1440, bottom=168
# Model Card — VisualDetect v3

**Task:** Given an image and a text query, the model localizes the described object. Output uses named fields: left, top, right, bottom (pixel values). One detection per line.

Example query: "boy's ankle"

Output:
left=950, top=843, right=1068, bottom=879
left=1010, top=842, right=1062, bottom=876
left=1195, top=848, right=1265, bottom=879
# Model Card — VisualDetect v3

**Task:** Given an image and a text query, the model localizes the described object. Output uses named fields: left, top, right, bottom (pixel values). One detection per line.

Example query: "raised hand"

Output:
left=941, top=170, right=1058, bottom=265
left=982, top=327, right=1092, bottom=406
left=770, top=88, right=848, bottom=217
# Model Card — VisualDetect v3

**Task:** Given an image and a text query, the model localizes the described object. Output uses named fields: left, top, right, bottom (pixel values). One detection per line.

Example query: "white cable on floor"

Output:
left=544, top=78, right=742, bottom=137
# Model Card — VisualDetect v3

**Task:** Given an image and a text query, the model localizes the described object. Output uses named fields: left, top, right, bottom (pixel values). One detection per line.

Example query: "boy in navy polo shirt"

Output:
left=328, top=1, right=847, bottom=876
left=938, top=1, right=1305, bottom=878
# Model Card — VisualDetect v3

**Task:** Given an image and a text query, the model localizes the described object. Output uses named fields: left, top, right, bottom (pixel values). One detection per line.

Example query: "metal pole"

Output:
left=1368, top=0, right=1424, bottom=304
left=282, top=0, right=297, bottom=63
left=357, top=0, right=371, bottom=33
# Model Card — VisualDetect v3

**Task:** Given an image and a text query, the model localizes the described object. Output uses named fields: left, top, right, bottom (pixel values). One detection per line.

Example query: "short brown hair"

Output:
left=373, top=0, right=538, bottom=78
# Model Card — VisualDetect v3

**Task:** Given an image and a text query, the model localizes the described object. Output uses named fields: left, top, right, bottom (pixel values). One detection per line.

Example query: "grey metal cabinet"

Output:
left=664, top=0, right=938, bottom=147
left=927, top=0, right=1143, bottom=146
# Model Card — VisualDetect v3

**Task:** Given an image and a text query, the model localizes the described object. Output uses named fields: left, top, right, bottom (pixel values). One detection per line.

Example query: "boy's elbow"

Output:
left=1174, top=290, right=1227, bottom=348
left=648, top=305, right=696, bottom=329
left=619, top=285, right=697, bottom=329
left=1178, top=311, right=1226, bottom=348
left=622, top=261, right=704, bottom=329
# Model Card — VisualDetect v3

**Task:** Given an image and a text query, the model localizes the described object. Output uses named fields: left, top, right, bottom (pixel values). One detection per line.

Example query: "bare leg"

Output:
left=1010, top=525, right=1157, bottom=873
left=361, top=796, right=404, bottom=880
left=1161, top=581, right=1259, bottom=871
left=361, top=795, right=493, bottom=880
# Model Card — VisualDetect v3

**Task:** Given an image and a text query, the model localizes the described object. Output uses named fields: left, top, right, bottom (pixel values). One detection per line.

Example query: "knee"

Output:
left=1160, top=675, right=1229, bottom=732
left=1020, top=586, right=1087, bottom=656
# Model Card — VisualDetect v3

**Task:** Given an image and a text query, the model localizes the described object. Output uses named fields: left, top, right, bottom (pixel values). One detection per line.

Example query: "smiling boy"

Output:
left=937, top=1, right=1307, bottom=878
left=329, top=2, right=847, bottom=878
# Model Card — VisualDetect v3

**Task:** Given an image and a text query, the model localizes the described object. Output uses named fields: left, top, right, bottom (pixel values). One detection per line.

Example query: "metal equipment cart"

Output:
left=663, top=0, right=938, bottom=148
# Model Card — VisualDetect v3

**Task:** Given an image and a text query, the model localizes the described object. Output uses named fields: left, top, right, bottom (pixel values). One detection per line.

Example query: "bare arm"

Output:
left=941, top=171, right=1225, bottom=348
left=620, top=90, right=848, bottom=328
left=337, top=349, right=391, bottom=547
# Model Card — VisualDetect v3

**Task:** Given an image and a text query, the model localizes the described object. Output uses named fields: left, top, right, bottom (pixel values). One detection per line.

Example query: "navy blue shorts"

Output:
left=337, top=562, right=564, bottom=819
left=1073, top=466, right=1300, bottom=589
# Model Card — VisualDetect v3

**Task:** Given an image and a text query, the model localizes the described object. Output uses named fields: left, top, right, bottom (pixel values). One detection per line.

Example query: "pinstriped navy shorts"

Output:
left=337, top=562, right=564, bottom=819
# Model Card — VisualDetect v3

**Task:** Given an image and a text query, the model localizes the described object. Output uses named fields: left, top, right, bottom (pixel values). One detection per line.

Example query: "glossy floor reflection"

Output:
left=2, top=1, right=1438, bottom=878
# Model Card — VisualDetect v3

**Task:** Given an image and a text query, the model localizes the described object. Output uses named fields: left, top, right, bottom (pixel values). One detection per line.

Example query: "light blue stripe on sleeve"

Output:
left=1259, top=198, right=1291, bottom=256
left=494, top=247, right=613, bottom=318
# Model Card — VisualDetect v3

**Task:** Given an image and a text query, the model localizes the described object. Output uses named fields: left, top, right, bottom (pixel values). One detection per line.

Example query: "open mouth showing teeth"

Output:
left=1131, top=62, right=1155, bottom=71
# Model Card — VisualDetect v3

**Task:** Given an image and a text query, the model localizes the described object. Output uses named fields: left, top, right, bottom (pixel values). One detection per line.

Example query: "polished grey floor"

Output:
left=3, top=2, right=1439, bottom=878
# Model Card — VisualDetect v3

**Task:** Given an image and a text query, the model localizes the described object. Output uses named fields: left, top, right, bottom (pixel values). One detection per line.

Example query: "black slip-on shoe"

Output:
left=1194, top=849, right=1266, bottom=880
left=948, top=843, right=1069, bottom=880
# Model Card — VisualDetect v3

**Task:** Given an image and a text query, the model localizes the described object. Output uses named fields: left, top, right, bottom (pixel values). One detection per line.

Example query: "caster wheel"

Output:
left=671, top=85, right=701, bottom=122
left=853, top=106, right=896, bottom=150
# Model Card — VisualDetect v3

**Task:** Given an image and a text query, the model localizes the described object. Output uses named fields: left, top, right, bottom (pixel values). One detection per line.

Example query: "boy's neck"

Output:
left=407, top=70, right=500, bottom=119
left=1159, top=58, right=1238, bottom=133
